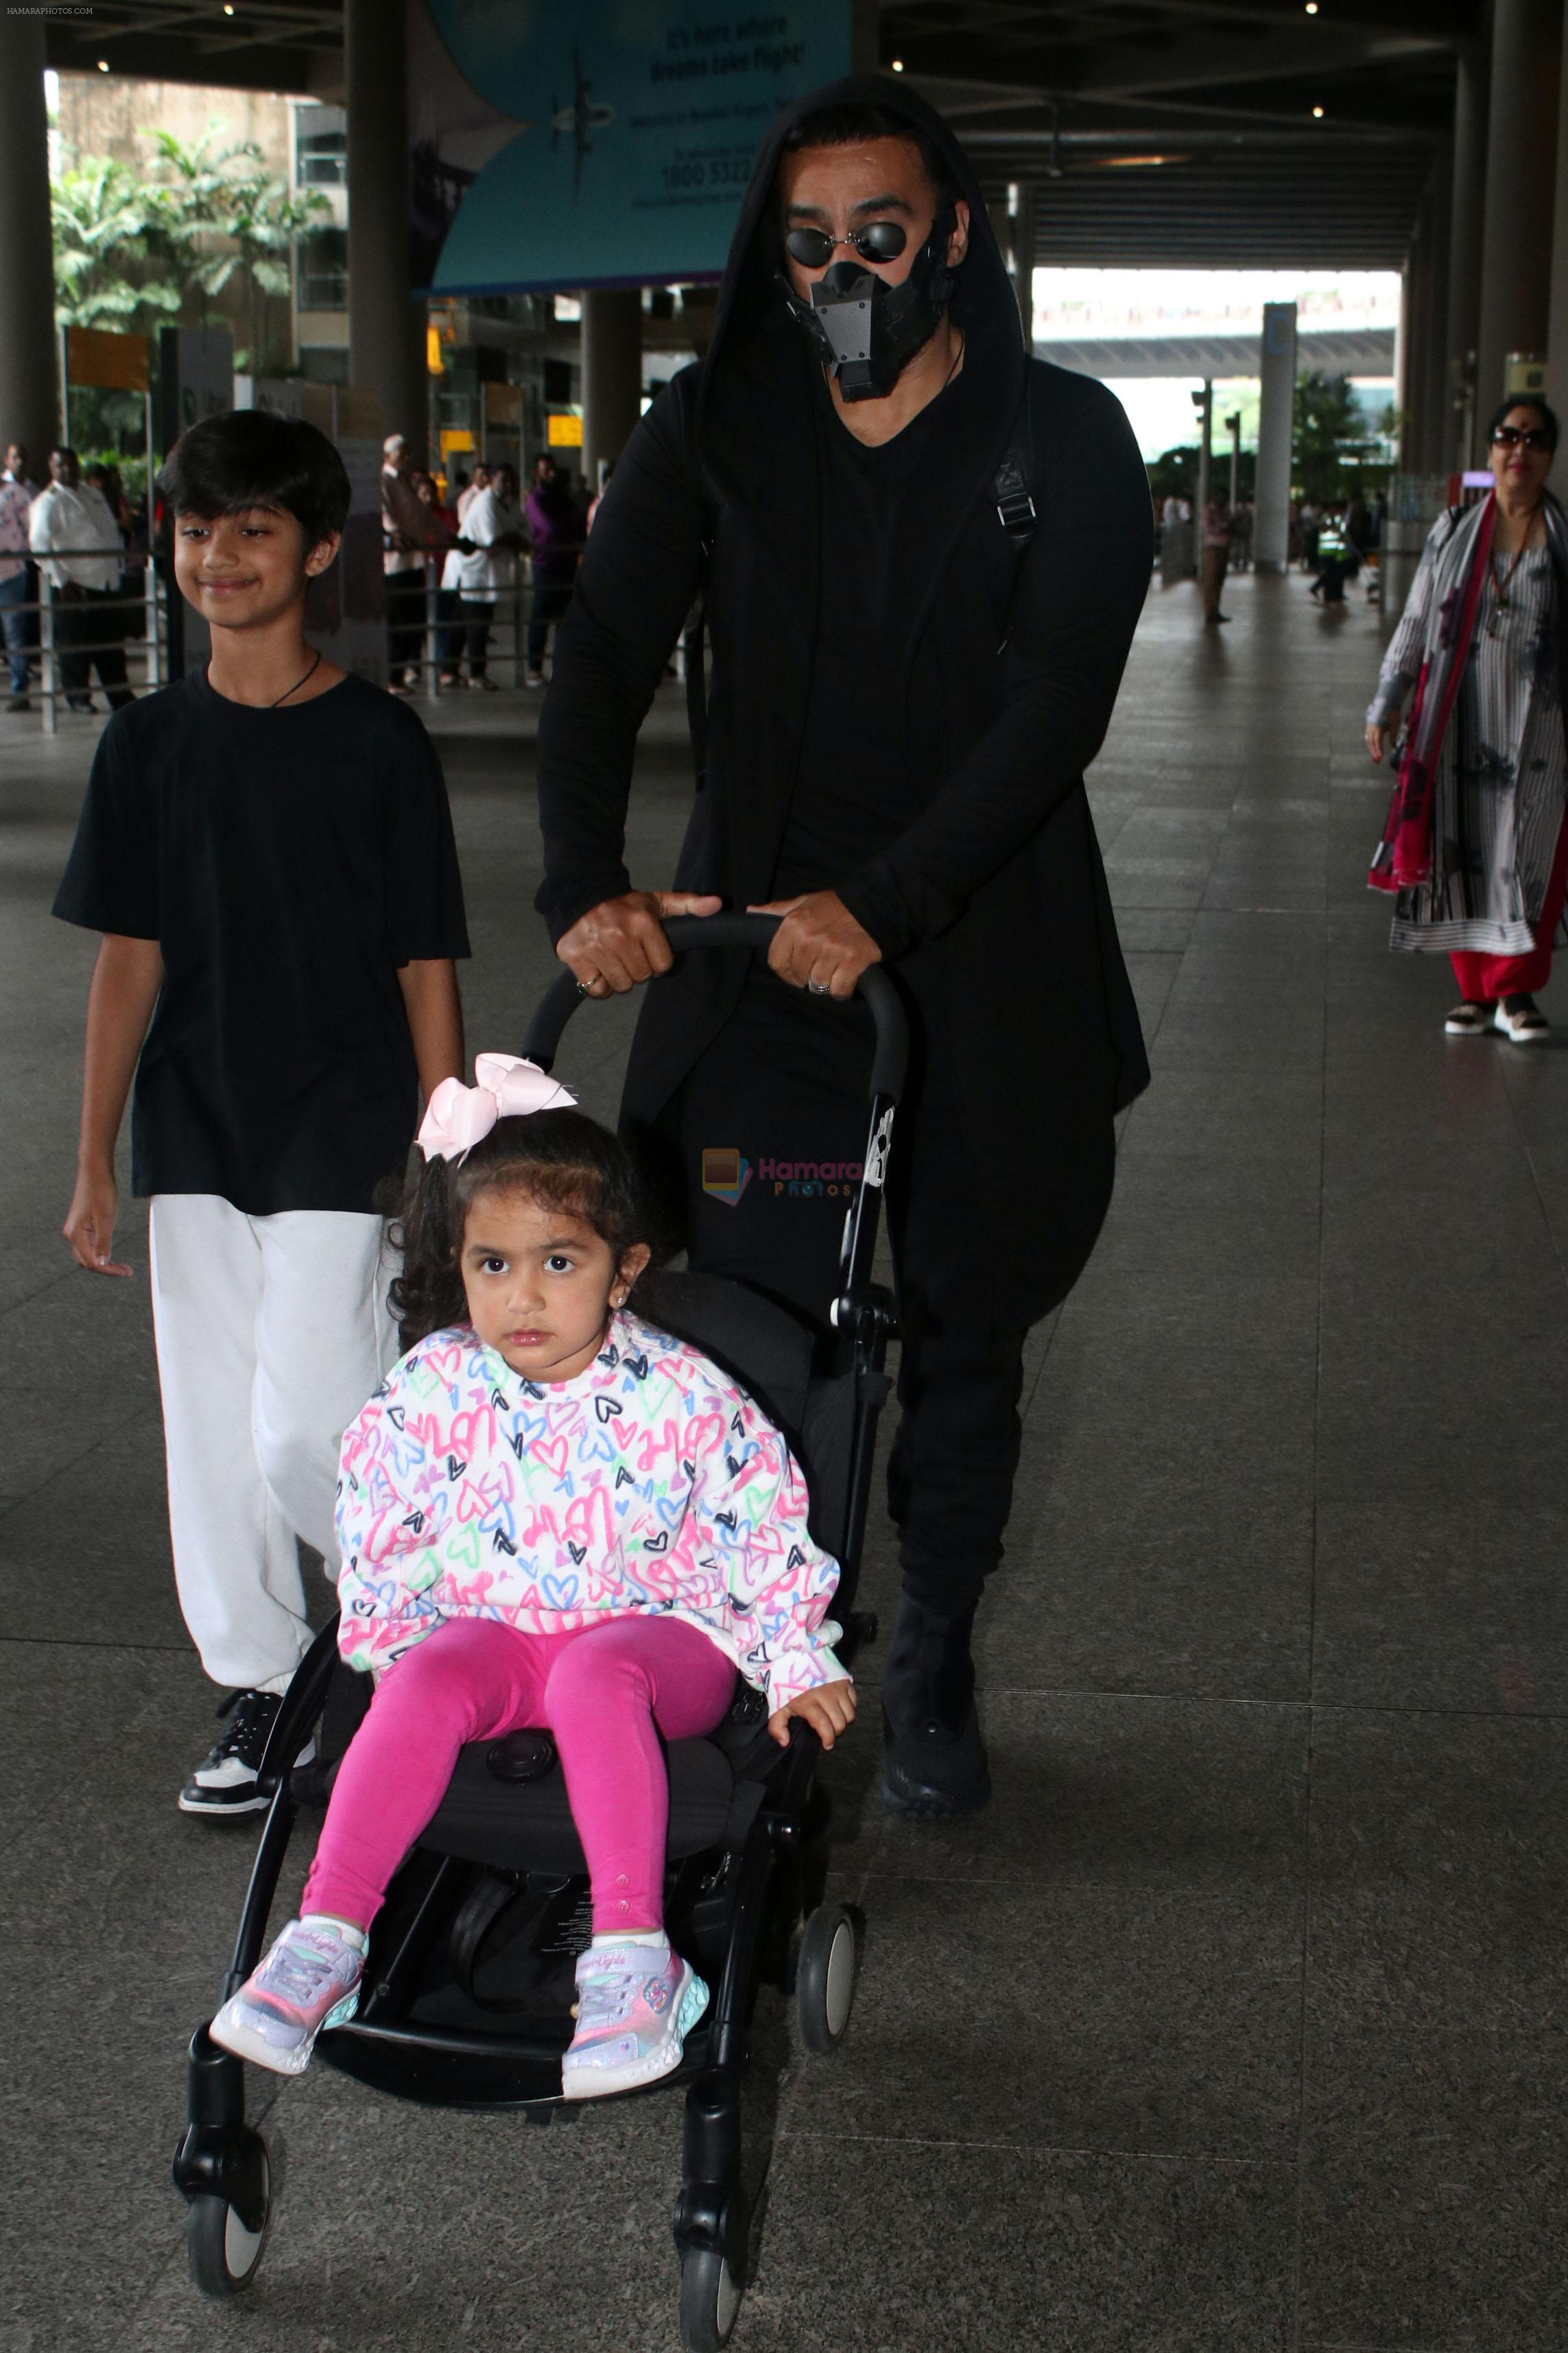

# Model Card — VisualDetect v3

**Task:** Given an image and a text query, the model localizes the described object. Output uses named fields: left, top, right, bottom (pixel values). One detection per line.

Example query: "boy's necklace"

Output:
left=272, top=650, right=322, bottom=707
left=203, top=650, right=323, bottom=707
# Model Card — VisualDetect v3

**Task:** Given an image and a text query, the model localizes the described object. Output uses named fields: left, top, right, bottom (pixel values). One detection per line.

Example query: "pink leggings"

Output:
left=302, top=1616, right=737, bottom=1936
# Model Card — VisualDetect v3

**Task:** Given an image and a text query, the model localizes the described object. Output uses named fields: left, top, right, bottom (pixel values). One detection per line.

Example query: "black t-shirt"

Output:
left=772, top=364, right=972, bottom=897
left=53, top=668, right=471, bottom=1214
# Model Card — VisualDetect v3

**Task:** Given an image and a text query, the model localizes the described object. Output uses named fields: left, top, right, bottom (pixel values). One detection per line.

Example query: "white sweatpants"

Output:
left=148, top=1194, right=398, bottom=1692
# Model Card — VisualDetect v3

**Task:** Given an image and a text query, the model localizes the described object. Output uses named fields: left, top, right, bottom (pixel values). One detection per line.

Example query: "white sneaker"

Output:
left=1495, top=993, right=1550, bottom=1043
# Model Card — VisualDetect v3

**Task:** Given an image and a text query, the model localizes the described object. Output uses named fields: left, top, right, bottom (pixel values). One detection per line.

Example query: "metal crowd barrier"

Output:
left=402, top=556, right=688, bottom=703
left=3, top=549, right=690, bottom=728
left=3, top=550, right=165, bottom=735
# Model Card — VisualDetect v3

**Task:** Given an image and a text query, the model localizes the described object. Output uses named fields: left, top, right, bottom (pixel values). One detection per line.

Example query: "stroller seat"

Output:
left=302, top=1640, right=780, bottom=1881
left=426, top=1732, right=743, bottom=1877
left=174, top=914, right=905, bottom=2350
left=295, top=1268, right=824, bottom=1878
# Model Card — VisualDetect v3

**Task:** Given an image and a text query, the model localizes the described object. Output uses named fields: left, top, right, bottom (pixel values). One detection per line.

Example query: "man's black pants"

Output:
left=648, top=968, right=1113, bottom=1613
left=387, top=574, right=427, bottom=676
left=527, top=578, right=573, bottom=673
left=54, top=584, right=133, bottom=707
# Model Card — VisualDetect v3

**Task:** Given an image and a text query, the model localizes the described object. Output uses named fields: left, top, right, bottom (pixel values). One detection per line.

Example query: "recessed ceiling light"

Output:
left=1305, top=3, right=1319, bottom=13
left=890, top=58, right=903, bottom=71
left=1312, top=104, right=1325, bottom=117
left=224, top=3, right=235, bottom=14
left=97, top=58, right=110, bottom=71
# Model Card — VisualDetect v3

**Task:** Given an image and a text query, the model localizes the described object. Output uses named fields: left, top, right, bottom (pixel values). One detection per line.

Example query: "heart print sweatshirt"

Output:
left=334, top=1310, right=848, bottom=1711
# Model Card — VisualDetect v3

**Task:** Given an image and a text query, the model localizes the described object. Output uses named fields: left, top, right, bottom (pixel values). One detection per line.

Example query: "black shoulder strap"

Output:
left=994, top=377, right=1038, bottom=545
left=994, top=450, right=1037, bottom=543
left=992, top=389, right=1038, bottom=648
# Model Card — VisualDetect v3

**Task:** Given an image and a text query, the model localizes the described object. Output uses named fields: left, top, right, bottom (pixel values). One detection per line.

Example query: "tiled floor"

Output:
left=5, top=563, right=1567, bottom=2351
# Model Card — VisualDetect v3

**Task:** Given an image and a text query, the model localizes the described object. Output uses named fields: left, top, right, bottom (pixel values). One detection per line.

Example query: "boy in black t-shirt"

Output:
left=56, top=412, right=471, bottom=1815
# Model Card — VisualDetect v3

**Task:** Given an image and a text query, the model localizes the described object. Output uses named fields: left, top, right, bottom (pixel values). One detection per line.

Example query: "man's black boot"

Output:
left=879, top=1590, right=990, bottom=1820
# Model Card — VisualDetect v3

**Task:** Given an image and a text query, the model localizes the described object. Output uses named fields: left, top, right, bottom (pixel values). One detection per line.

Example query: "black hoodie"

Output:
left=537, top=75, right=1152, bottom=1319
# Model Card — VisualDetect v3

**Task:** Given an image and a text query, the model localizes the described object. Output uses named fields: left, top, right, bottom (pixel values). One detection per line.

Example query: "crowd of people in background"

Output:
left=1152, top=475, right=1383, bottom=619
left=1, top=423, right=596, bottom=718
left=0, top=416, right=1405, bottom=708
left=0, top=438, right=143, bottom=715
left=380, top=432, right=589, bottom=694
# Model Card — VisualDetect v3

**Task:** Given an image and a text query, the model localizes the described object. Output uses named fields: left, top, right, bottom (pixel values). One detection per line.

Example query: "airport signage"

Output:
left=409, top=0, right=851, bottom=294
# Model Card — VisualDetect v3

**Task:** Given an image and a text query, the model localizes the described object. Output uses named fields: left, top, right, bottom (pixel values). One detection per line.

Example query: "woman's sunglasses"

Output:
left=785, top=220, right=908, bottom=269
left=1492, top=425, right=1553, bottom=451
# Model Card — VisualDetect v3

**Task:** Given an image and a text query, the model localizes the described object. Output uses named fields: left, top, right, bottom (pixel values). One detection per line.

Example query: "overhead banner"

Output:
left=409, top=0, right=851, bottom=295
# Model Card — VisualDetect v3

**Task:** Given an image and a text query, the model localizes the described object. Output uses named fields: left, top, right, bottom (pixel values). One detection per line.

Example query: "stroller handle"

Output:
left=524, top=912, right=908, bottom=1102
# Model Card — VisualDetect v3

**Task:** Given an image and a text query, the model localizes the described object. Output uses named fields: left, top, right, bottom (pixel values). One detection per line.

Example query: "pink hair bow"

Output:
left=417, top=1052, right=578, bottom=1161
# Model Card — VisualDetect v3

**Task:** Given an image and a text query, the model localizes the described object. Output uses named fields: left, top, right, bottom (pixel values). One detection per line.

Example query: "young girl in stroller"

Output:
left=211, top=1054, right=855, bottom=2097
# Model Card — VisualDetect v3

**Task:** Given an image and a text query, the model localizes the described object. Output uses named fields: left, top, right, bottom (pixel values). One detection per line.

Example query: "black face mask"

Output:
left=780, top=211, right=956, bottom=401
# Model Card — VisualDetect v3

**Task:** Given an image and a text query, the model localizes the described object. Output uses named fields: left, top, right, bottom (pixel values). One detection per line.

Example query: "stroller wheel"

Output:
left=679, top=2245, right=743, bottom=2351
left=187, top=2140, right=270, bottom=2297
left=796, top=1905, right=857, bottom=2054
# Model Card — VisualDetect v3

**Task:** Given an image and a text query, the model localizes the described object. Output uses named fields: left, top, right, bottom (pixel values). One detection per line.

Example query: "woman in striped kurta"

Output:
left=1366, top=398, right=1568, bottom=1042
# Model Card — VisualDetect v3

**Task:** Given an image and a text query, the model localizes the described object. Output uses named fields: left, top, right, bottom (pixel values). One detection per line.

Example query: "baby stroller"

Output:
left=171, top=914, right=906, bottom=2351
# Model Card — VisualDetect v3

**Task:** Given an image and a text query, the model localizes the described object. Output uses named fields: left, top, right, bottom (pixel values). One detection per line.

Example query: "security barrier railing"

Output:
left=1, top=552, right=675, bottom=726
left=4, top=552, right=165, bottom=735
left=405, top=556, right=533, bottom=698
left=403, top=556, right=687, bottom=700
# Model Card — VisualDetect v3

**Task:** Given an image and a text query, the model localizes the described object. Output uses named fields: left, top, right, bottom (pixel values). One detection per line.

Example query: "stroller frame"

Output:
left=172, top=916, right=907, bottom=2350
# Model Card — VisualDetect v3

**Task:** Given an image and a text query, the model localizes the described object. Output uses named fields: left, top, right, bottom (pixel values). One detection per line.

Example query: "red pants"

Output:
left=1450, top=818, right=1568, bottom=1001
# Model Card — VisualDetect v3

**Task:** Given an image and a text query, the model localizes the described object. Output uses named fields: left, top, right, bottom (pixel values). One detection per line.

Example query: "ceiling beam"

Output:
left=1061, top=26, right=1440, bottom=98
left=47, top=30, right=332, bottom=90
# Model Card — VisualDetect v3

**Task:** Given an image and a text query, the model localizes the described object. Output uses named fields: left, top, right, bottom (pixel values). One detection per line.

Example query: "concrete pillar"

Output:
left=0, top=16, right=59, bottom=470
left=1255, top=301, right=1298, bottom=571
left=582, top=289, right=643, bottom=490
left=1011, top=185, right=1036, bottom=348
left=987, top=199, right=1013, bottom=279
left=1447, top=49, right=1487, bottom=469
left=1401, top=161, right=1451, bottom=477
left=1545, top=0, right=1568, bottom=435
left=1477, top=0, right=1560, bottom=439
left=1419, top=141, right=1453, bottom=475
left=346, top=0, right=427, bottom=459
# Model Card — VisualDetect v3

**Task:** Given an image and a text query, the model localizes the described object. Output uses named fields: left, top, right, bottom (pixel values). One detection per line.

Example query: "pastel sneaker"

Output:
left=560, top=1938, right=709, bottom=2101
left=209, top=1917, right=366, bottom=2077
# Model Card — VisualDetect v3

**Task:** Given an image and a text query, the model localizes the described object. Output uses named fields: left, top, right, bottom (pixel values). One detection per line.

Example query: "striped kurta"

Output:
left=1369, top=523, right=1567, bottom=955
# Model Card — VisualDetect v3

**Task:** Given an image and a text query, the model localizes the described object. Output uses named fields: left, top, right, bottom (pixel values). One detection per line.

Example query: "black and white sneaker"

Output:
left=1496, top=993, right=1550, bottom=1043
left=179, top=1689, right=311, bottom=1817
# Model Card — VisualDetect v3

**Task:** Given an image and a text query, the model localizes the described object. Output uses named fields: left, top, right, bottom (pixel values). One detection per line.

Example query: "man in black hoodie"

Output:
left=536, top=78, right=1152, bottom=1819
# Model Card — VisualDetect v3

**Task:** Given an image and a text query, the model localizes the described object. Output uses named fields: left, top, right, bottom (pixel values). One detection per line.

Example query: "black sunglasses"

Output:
left=785, top=220, right=908, bottom=268
left=1492, top=424, right=1554, bottom=451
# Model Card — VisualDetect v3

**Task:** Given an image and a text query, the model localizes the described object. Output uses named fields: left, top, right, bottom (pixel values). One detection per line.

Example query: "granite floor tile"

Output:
left=1311, top=1495, right=1568, bottom=1715
left=1307, top=1708, right=1568, bottom=2031
left=786, top=1875, right=1303, bottom=2156
left=874, top=1688, right=1309, bottom=1893
left=1298, top=2026, right=1568, bottom=2353
left=0, top=1410, right=187, bottom=1650
left=740, top=2136, right=1297, bottom=2352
